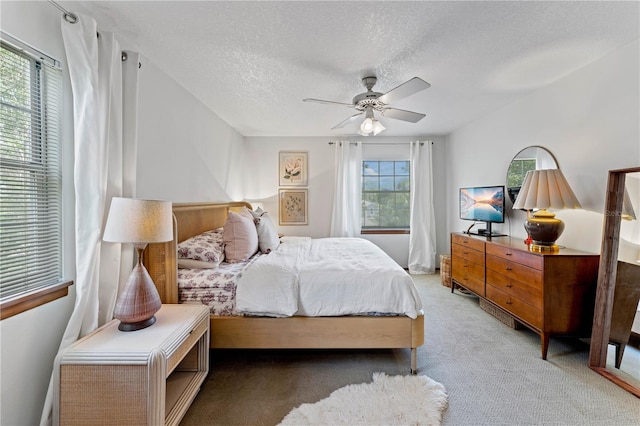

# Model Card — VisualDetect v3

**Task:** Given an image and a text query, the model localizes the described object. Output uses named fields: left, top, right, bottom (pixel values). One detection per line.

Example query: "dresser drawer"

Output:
left=451, top=233, right=485, bottom=252
left=486, top=254, right=543, bottom=288
left=451, top=259, right=485, bottom=295
left=452, top=242, right=484, bottom=265
left=486, top=285, right=542, bottom=329
left=485, top=242, right=543, bottom=270
left=486, top=268, right=543, bottom=310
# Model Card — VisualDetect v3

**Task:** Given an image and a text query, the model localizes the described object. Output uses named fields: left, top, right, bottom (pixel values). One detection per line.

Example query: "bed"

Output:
left=145, top=201, right=424, bottom=373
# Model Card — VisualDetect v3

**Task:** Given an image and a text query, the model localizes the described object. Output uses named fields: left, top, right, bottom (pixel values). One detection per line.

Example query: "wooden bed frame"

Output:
left=145, top=201, right=424, bottom=373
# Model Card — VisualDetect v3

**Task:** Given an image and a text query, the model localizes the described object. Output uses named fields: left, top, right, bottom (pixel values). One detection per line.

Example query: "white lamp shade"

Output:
left=512, top=169, right=581, bottom=210
left=103, top=198, right=173, bottom=243
left=372, top=120, right=385, bottom=136
left=360, top=117, right=374, bottom=133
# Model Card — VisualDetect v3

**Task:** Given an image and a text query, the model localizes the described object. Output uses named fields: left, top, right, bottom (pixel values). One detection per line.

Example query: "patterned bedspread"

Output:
left=178, top=254, right=260, bottom=316
left=177, top=238, right=424, bottom=319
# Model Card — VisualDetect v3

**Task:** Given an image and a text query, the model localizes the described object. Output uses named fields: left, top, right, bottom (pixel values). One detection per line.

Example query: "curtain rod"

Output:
left=48, top=0, right=78, bottom=24
left=328, top=141, right=428, bottom=146
left=45, top=2, right=138, bottom=66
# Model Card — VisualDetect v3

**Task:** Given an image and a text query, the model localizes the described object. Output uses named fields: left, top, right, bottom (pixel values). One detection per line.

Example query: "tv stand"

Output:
left=467, top=230, right=507, bottom=238
left=465, top=221, right=506, bottom=238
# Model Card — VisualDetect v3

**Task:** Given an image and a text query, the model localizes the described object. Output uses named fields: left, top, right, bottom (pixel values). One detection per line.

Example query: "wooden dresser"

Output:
left=451, top=232, right=599, bottom=359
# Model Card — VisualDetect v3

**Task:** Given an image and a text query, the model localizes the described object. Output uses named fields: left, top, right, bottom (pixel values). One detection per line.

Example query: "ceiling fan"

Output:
left=303, top=76, right=430, bottom=135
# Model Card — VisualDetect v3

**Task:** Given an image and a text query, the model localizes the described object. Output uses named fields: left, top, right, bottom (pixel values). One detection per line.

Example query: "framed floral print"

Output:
left=279, top=151, right=308, bottom=186
left=279, top=189, right=308, bottom=225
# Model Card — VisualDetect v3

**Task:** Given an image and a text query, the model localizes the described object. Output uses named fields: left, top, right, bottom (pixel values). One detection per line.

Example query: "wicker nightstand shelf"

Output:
left=53, top=304, right=210, bottom=426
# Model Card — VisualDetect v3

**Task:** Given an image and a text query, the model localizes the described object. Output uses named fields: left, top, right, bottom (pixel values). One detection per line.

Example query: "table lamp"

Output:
left=512, top=169, right=581, bottom=252
left=103, top=198, right=173, bottom=331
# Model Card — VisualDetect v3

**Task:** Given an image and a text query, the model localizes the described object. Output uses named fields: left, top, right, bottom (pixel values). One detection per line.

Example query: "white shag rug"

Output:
left=278, top=372, right=448, bottom=426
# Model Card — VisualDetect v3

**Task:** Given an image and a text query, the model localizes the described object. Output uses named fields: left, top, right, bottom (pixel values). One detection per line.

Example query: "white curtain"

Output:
left=408, top=141, right=437, bottom=274
left=40, top=14, right=139, bottom=425
left=330, top=141, right=362, bottom=237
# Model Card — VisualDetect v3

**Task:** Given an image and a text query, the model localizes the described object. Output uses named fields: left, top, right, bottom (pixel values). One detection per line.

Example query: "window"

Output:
left=506, top=158, right=537, bottom=188
left=361, top=160, right=410, bottom=231
left=1, top=37, right=68, bottom=319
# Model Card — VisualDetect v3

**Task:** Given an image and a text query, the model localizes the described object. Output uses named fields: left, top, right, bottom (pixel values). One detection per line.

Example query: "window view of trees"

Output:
left=362, top=160, right=410, bottom=229
left=1, top=41, right=63, bottom=300
left=506, top=158, right=537, bottom=188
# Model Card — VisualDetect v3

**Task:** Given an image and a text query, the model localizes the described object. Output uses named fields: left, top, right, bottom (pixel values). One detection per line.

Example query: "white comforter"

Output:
left=236, top=237, right=423, bottom=318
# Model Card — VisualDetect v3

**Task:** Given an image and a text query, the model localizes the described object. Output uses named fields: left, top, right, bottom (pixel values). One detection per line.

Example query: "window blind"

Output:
left=0, top=39, right=63, bottom=301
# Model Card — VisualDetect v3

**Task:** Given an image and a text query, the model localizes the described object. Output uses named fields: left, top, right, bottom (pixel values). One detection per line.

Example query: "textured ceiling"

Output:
left=65, top=1, right=639, bottom=137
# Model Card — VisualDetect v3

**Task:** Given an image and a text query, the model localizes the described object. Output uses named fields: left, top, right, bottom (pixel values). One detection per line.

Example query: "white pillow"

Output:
left=241, top=207, right=280, bottom=253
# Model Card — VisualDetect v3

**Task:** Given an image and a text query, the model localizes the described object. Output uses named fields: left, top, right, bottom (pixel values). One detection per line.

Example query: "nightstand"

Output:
left=53, top=304, right=210, bottom=426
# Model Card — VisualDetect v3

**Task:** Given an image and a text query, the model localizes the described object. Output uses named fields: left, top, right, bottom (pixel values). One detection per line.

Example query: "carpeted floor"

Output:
left=180, top=274, right=640, bottom=426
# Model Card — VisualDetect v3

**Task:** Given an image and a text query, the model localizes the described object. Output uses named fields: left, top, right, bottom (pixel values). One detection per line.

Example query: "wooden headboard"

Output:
left=144, top=201, right=252, bottom=303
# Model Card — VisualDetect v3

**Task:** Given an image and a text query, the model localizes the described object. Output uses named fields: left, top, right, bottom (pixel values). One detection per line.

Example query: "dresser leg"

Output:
left=541, top=333, right=550, bottom=360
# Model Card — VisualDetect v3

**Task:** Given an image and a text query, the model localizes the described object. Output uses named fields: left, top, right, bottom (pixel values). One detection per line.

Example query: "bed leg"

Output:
left=410, top=347, right=417, bottom=375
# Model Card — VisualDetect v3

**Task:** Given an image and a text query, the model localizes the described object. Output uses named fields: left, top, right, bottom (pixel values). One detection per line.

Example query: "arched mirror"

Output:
left=589, top=167, right=640, bottom=398
left=506, top=146, right=558, bottom=204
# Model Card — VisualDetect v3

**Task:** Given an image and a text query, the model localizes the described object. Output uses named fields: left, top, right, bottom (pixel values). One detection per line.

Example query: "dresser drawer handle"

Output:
left=462, top=251, right=469, bottom=255
left=505, top=267, right=512, bottom=271
left=505, top=300, right=512, bottom=305
left=506, top=284, right=512, bottom=288
left=505, top=253, right=513, bottom=256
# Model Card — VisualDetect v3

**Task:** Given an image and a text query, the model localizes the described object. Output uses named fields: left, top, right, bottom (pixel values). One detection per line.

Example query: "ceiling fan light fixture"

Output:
left=305, top=76, right=429, bottom=134
left=372, top=120, right=385, bottom=136
left=360, top=117, right=374, bottom=133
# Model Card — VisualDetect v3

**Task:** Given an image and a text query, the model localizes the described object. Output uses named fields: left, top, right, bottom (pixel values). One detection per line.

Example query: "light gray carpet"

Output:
left=180, top=274, right=640, bottom=426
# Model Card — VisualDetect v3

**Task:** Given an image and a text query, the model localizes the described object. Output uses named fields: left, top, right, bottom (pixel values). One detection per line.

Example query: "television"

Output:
left=459, top=185, right=506, bottom=237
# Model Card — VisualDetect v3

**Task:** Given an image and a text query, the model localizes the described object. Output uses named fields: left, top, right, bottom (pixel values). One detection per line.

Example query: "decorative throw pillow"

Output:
left=223, top=211, right=259, bottom=262
left=177, top=228, right=225, bottom=265
left=239, top=206, right=257, bottom=222
left=256, top=211, right=280, bottom=254
left=240, top=207, right=280, bottom=254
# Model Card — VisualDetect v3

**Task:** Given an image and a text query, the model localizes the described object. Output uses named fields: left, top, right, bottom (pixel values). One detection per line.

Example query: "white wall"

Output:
left=0, top=2, right=76, bottom=425
left=0, top=3, right=247, bottom=424
left=136, top=59, right=245, bottom=202
left=446, top=39, right=640, bottom=258
left=243, top=136, right=448, bottom=267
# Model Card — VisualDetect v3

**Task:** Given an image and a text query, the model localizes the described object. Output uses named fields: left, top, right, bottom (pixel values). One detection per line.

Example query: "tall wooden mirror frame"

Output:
left=588, top=166, right=640, bottom=398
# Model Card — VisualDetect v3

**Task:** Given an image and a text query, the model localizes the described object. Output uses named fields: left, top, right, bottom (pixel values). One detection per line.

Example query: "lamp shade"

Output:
left=512, top=169, right=581, bottom=211
left=372, top=120, right=385, bottom=136
left=360, top=117, right=374, bottom=133
left=512, top=169, right=580, bottom=252
left=103, top=198, right=173, bottom=243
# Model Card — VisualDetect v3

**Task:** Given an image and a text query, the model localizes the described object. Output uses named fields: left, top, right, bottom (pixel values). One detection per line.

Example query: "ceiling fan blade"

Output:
left=303, top=98, right=354, bottom=108
left=377, top=77, right=431, bottom=105
left=381, top=108, right=426, bottom=123
left=332, top=112, right=363, bottom=129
